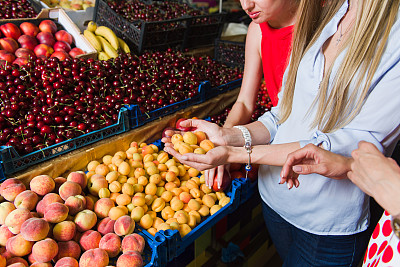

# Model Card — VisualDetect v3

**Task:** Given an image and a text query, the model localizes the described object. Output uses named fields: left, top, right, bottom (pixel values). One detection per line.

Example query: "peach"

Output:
left=0, top=178, right=26, bottom=202
left=54, top=241, right=81, bottom=262
left=74, top=209, right=97, bottom=232
left=96, top=217, right=115, bottom=235
left=114, top=215, right=135, bottom=236
left=6, top=257, right=28, bottom=266
left=59, top=181, right=82, bottom=201
left=0, top=37, right=18, bottom=53
left=5, top=208, right=33, bottom=234
left=54, top=177, right=67, bottom=193
left=6, top=263, right=26, bottom=267
left=20, top=218, right=49, bottom=241
left=30, top=263, right=52, bottom=267
left=32, top=238, right=58, bottom=263
left=116, top=250, right=143, bottom=267
left=79, top=248, right=109, bottom=267
left=66, top=172, right=87, bottom=190
left=36, top=193, right=63, bottom=217
left=0, top=201, right=15, bottom=224
left=64, top=195, right=86, bottom=215
left=54, top=257, right=79, bottom=267
left=44, top=202, right=69, bottom=223
left=121, top=233, right=145, bottom=253
left=53, top=221, right=76, bottom=242
left=6, top=234, right=34, bottom=257
left=98, top=233, right=121, bottom=258
left=84, top=195, right=95, bottom=211
left=0, top=224, right=14, bottom=246
left=94, top=198, right=115, bottom=218
left=29, top=175, right=55, bottom=196
left=79, top=230, right=101, bottom=251
left=13, top=190, right=38, bottom=211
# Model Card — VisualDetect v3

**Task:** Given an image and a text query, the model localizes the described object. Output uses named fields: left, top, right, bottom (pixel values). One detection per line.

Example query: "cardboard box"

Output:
left=37, top=8, right=97, bottom=59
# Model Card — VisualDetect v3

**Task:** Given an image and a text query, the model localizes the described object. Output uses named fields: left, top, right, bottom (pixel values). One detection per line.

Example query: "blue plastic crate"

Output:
left=0, top=107, right=130, bottom=181
left=203, top=78, right=242, bottom=101
left=125, top=81, right=209, bottom=129
left=137, top=178, right=244, bottom=263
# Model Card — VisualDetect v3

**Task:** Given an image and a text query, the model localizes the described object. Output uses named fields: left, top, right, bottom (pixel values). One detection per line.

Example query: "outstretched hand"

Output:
left=281, top=144, right=352, bottom=189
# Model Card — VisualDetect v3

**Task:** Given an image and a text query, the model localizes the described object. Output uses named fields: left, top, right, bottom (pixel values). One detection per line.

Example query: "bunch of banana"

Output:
left=83, top=21, right=131, bottom=60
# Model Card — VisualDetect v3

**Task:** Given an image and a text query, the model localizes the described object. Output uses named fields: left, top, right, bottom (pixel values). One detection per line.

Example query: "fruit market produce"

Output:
left=0, top=21, right=85, bottom=66
left=41, top=0, right=95, bottom=10
left=0, top=0, right=39, bottom=19
left=0, top=50, right=241, bottom=156
left=84, top=22, right=130, bottom=59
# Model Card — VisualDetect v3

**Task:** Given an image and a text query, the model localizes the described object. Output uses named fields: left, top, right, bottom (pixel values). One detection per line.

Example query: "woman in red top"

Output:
left=208, top=0, right=299, bottom=187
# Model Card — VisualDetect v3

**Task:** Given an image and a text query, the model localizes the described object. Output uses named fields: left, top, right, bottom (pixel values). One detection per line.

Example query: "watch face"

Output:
left=393, top=217, right=400, bottom=239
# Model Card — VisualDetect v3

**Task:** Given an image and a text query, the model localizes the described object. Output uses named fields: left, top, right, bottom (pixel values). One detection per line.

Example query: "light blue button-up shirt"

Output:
left=258, top=1, right=400, bottom=235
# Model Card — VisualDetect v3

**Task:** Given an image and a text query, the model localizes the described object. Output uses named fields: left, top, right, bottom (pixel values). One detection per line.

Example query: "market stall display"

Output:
left=0, top=0, right=43, bottom=20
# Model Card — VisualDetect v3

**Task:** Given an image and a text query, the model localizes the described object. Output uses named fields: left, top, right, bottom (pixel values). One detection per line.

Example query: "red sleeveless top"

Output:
left=260, top=22, right=294, bottom=106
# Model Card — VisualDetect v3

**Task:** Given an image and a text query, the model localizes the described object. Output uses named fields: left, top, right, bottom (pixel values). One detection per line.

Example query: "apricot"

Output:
left=178, top=142, right=194, bottom=155
left=156, top=186, right=165, bottom=197
left=210, top=205, right=222, bottom=215
left=171, top=134, right=183, bottom=144
left=169, top=222, right=180, bottom=231
left=170, top=198, right=184, bottom=211
left=139, top=214, right=153, bottom=229
left=179, top=192, right=192, bottom=204
left=88, top=177, right=108, bottom=196
left=108, top=206, right=127, bottom=221
left=109, top=181, right=122, bottom=193
left=189, top=210, right=201, bottom=224
left=151, top=197, right=165, bottom=212
left=194, top=131, right=207, bottom=144
left=188, top=214, right=197, bottom=228
left=178, top=224, right=192, bottom=237
left=160, top=191, right=173, bottom=203
left=157, top=152, right=169, bottom=164
left=131, top=195, right=146, bottom=206
left=122, top=183, right=134, bottom=196
left=202, top=195, right=215, bottom=208
left=187, top=199, right=201, bottom=211
left=118, top=161, right=131, bottom=176
left=198, top=205, right=210, bottom=217
left=149, top=174, right=162, bottom=185
left=161, top=206, right=175, bottom=221
left=174, top=210, right=189, bottom=224
left=219, top=196, right=231, bottom=207
left=99, top=233, right=121, bottom=258
left=116, top=194, right=131, bottom=206
left=130, top=206, right=145, bottom=222
left=199, top=139, right=215, bottom=152
left=165, top=158, right=176, bottom=169
left=145, top=183, right=157, bottom=195
left=183, top=132, right=197, bottom=145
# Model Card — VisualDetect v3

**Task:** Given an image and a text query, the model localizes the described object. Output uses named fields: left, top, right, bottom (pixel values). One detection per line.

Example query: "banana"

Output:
left=97, top=36, right=119, bottom=58
left=95, top=26, right=119, bottom=51
left=117, top=37, right=130, bottom=54
left=83, top=30, right=102, bottom=52
left=87, top=21, right=97, bottom=32
left=98, top=51, right=111, bottom=61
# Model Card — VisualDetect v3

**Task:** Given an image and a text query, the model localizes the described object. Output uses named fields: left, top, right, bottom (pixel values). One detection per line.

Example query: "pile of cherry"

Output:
left=0, top=49, right=242, bottom=156
left=209, top=81, right=272, bottom=126
left=0, top=0, right=38, bottom=19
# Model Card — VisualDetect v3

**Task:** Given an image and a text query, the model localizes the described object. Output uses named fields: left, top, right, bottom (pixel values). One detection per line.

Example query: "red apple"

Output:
left=0, top=50, right=16, bottom=63
left=53, top=41, right=71, bottom=53
left=0, top=23, right=21, bottom=40
left=36, top=31, right=55, bottom=46
left=19, top=22, right=40, bottom=37
left=69, top=47, right=84, bottom=58
left=0, top=38, right=19, bottom=53
left=38, top=20, right=57, bottom=34
left=34, top=44, right=54, bottom=57
left=55, top=30, right=73, bottom=45
left=18, top=35, right=38, bottom=50
left=212, top=169, right=231, bottom=192
left=176, top=118, right=195, bottom=132
left=15, top=48, right=36, bottom=59
left=13, top=57, right=28, bottom=66
left=50, top=50, right=70, bottom=61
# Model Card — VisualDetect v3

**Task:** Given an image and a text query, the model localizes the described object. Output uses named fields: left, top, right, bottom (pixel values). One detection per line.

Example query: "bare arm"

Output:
left=224, top=22, right=263, bottom=128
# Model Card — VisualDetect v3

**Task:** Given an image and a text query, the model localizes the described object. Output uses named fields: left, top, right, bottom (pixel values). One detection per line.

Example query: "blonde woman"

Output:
left=163, top=0, right=400, bottom=265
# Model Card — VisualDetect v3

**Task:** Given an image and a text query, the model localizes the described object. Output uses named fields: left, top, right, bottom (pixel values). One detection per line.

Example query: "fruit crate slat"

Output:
left=93, top=0, right=190, bottom=55
left=0, top=107, right=129, bottom=181
left=125, top=81, right=209, bottom=129
left=214, top=38, right=245, bottom=69
left=135, top=178, right=245, bottom=264
left=202, top=78, right=243, bottom=101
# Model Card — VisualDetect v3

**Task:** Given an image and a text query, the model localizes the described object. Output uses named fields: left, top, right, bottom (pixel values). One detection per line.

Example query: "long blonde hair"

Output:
left=279, top=0, right=400, bottom=132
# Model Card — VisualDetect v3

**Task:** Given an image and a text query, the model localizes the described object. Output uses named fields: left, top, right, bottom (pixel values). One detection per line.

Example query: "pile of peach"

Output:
left=0, top=174, right=145, bottom=267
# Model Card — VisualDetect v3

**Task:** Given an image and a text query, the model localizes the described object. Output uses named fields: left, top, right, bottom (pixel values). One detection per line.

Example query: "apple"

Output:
left=212, top=169, right=231, bottom=192
left=13, top=57, right=29, bottom=66
left=0, top=23, right=21, bottom=39
left=18, top=35, right=38, bottom=50
left=36, top=31, right=56, bottom=46
left=0, top=50, right=15, bottom=63
left=38, top=20, right=58, bottom=34
left=34, top=44, right=54, bottom=57
left=50, top=50, right=70, bottom=61
left=0, top=38, right=19, bottom=53
left=15, top=48, right=36, bottom=59
left=53, top=41, right=71, bottom=53
left=19, top=22, right=40, bottom=37
left=69, top=47, right=84, bottom=58
left=176, top=118, right=195, bottom=132
left=55, top=30, right=73, bottom=45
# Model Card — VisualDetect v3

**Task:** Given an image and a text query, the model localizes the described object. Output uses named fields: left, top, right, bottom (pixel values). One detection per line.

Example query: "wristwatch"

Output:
left=392, top=214, right=400, bottom=240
